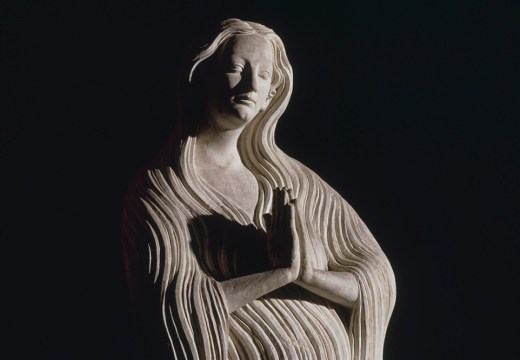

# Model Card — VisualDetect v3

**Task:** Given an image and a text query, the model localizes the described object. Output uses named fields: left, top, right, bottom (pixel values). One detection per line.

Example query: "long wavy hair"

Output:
left=130, top=18, right=395, bottom=359
left=160, top=18, right=295, bottom=226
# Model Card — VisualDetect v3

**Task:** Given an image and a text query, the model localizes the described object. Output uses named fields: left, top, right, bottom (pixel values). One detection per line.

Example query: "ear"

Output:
left=261, top=88, right=277, bottom=111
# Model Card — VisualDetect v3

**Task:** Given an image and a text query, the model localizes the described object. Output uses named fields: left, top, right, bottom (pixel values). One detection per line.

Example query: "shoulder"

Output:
left=283, top=156, right=368, bottom=223
left=286, top=157, right=345, bottom=202
left=124, top=165, right=183, bottom=209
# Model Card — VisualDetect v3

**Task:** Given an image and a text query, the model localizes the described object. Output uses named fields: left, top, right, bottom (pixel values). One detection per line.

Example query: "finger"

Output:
left=280, top=189, right=290, bottom=233
left=277, top=187, right=285, bottom=207
left=287, top=188, right=297, bottom=204
left=284, top=200, right=293, bottom=235
left=290, top=206, right=300, bottom=254
left=282, top=187, right=289, bottom=206
left=272, top=188, right=280, bottom=228
left=275, top=187, right=284, bottom=222
left=283, top=189, right=296, bottom=230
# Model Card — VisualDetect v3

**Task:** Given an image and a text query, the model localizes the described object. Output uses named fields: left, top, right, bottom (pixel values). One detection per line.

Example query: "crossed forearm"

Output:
left=220, top=268, right=358, bottom=313
left=220, top=268, right=296, bottom=313
left=295, top=269, right=359, bottom=309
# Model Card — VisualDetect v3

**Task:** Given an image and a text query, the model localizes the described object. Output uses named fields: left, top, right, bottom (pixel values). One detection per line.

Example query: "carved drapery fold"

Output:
left=122, top=18, right=395, bottom=360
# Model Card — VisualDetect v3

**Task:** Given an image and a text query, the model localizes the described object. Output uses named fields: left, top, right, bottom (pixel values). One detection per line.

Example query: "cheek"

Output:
left=225, top=74, right=241, bottom=90
left=255, top=90, right=271, bottom=111
left=258, top=83, right=271, bottom=101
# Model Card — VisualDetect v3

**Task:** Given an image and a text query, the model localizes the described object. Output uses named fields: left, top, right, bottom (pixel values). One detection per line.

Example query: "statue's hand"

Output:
left=297, top=228, right=314, bottom=283
left=264, top=188, right=300, bottom=281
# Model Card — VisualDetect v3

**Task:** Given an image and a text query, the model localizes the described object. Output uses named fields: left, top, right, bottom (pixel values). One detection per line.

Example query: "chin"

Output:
left=232, top=107, right=258, bottom=124
left=211, top=105, right=259, bottom=130
left=212, top=114, right=251, bottom=131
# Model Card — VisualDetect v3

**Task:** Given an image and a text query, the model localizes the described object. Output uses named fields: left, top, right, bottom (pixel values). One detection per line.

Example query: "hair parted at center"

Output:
left=168, top=18, right=294, bottom=175
left=189, top=19, right=285, bottom=91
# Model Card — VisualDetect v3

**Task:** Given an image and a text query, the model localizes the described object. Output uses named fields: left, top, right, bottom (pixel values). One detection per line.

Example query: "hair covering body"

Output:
left=122, top=18, right=396, bottom=359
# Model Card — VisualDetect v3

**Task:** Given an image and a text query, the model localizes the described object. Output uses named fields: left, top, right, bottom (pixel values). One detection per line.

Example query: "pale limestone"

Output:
left=122, top=18, right=396, bottom=359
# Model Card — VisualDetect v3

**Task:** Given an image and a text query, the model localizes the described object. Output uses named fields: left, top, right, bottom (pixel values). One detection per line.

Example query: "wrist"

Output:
left=299, top=266, right=314, bottom=284
left=282, top=267, right=297, bottom=283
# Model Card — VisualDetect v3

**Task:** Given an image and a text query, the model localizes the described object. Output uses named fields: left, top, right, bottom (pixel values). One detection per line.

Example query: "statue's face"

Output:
left=206, top=33, right=274, bottom=130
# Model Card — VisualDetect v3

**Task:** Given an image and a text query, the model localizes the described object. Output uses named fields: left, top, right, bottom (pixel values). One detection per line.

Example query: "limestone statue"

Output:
left=122, top=18, right=396, bottom=359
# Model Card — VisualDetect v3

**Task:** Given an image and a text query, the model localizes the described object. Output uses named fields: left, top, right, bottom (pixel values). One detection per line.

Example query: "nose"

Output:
left=245, top=69, right=259, bottom=92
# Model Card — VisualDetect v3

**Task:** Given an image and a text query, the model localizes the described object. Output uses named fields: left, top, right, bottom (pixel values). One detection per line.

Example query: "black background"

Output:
left=3, top=0, right=519, bottom=359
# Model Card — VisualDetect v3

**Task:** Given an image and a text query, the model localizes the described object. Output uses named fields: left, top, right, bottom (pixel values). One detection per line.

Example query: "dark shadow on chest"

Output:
left=188, top=214, right=271, bottom=281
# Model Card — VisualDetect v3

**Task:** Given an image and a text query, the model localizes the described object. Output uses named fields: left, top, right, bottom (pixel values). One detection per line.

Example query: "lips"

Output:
left=234, top=94, right=256, bottom=107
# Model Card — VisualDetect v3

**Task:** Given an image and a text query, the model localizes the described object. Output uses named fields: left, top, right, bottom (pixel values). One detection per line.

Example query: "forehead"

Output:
left=221, top=34, right=274, bottom=65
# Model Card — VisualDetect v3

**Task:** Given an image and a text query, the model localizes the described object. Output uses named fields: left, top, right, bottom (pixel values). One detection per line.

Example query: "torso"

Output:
left=145, top=160, right=351, bottom=359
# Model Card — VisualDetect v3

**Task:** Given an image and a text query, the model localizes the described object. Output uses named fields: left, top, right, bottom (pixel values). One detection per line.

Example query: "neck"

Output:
left=195, top=122, right=245, bottom=168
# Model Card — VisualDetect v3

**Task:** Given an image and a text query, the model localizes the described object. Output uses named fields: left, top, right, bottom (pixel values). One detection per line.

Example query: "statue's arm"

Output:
left=295, top=270, right=359, bottom=308
left=220, top=188, right=300, bottom=314
left=293, top=201, right=359, bottom=309
left=220, top=267, right=297, bottom=313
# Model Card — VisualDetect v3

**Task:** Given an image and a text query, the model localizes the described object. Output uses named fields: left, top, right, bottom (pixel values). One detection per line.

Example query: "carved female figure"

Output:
left=122, top=18, right=395, bottom=359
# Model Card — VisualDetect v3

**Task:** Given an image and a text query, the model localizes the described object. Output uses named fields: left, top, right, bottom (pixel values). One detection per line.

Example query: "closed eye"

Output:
left=259, top=70, right=271, bottom=80
left=228, top=64, right=244, bottom=73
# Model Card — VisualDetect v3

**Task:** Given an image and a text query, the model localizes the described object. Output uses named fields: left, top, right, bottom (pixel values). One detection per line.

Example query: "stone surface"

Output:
left=122, top=18, right=396, bottom=359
